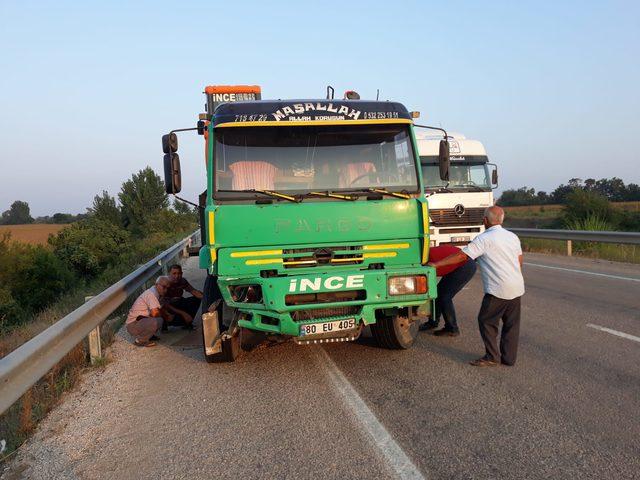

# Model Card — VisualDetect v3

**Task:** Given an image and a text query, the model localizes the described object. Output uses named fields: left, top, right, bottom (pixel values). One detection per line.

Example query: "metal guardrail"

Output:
left=0, top=231, right=199, bottom=415
left=510, top=228, right=640, bottom=245
left=510, top=228, right=639, bottom=256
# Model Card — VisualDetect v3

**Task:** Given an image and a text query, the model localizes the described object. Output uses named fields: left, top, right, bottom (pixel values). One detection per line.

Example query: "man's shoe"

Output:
left=433, top=328, right=460, bottom=337
left=469, top=356, right=498, bottom=367
left=419, top=320, right=438, bottom=332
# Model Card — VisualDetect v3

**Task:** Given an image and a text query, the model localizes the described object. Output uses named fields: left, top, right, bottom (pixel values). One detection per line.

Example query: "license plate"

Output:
left=451, top=236, right=470, bottom=243
left=299, top=318, right=357, bottom=337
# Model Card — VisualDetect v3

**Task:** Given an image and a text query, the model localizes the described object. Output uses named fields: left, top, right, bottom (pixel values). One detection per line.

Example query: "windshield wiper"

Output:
left=218, top=189, right=301, bottom=203
left=343, top=188, right=412, bottom=199
left=303, top=191, right=358, bottom=201
left=368, top=188, right=412, bottom=199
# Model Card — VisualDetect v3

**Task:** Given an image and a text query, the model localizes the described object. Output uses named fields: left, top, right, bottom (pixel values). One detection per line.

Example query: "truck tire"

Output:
left=370, top=310, right=418, bottom=350
left=202, top=274, right=219, bottom=314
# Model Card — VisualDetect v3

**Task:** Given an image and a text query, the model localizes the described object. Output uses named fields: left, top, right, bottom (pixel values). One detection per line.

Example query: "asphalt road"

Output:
left=2, top=253, right=639, bottom=480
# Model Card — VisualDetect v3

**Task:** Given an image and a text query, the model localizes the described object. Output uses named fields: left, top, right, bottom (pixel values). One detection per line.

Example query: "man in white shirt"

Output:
left=126, top=276, right=171, bottom=347
left=428, top=206, right=524, bottom=367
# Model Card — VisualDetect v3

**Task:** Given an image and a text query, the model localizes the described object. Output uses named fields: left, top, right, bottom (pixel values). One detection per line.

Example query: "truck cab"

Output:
left=164, top=87, right=439, bottom=362
left=417, top=133, right=498, bottom=246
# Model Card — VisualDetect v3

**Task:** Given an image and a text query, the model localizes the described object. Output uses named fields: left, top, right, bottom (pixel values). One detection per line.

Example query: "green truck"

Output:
left=163, top=86, right=449, bottom=362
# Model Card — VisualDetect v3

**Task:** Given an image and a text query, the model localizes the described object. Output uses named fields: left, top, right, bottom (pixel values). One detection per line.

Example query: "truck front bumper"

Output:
left=217, top=266, right=436, bottom=336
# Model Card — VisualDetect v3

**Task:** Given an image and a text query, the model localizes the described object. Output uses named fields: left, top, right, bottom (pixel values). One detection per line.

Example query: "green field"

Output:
left=502, top=203, right=640, bottom=264
left=503, top=201, right=640, bottom=228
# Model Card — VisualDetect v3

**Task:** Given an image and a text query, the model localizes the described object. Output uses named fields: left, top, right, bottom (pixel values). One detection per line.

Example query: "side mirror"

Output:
left=164, top=153, right=182, bottom=194
left=438, top=139, right=450, bottom=181
left=488, top=163, right=498, bottom=187
left=162, top=133, right=178, bottom=154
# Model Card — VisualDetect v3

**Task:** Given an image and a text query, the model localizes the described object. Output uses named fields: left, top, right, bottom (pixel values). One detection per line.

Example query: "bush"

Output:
left=11, top=248, right=76, bottom=314
left=617, top=211, right=640, bottom=231
left=565, top=214, right=612, bottom=231
left=563, top=189, right=615, bottom=225
left=0, top=235, right=76, bottom=329
left=49, top=218, right=131, bottom=278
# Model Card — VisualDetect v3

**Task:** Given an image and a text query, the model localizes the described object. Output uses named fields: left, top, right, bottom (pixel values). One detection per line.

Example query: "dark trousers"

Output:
left=168, top=296, right=201, bottom=324
left=477, top=294, right=521, bottom=365
left=435, top=260, right=477, bottom=330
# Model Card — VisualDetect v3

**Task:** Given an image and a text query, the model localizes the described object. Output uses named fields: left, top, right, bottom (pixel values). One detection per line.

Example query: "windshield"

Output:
left=421, top=156, right=491, bottom=191
left=214, top=124, right=419, bottom=196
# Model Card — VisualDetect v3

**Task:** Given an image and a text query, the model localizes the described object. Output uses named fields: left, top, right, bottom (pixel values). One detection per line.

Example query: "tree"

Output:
left=172, top=198, right=198, bottom=222
left=567, top=178, right=583, bottom=188
left=497, top=187, right=538, bottom=206
left=118, top=167, right=168, bottom=235
left=52, top=213, right=75, bottom=224
left=1, top=200, right=34, bottom=225
left=88, top=190, right=121, bottom=226
left=536, top=191, right=550, bottom=204
left=625, top=183, right=640, bottom=201
left=584, top=178, right=596, bottom=191
left=550, top=183, right=575, bottom=204
left=593, top=177, right=626, bottom=201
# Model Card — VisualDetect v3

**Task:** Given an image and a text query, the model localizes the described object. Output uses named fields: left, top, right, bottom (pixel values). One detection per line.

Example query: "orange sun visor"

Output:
left=204, top=85, right=261, bottom=95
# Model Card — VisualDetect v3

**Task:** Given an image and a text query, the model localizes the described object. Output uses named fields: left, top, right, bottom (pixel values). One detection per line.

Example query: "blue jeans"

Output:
left=435, top=259, right=477, bottom=330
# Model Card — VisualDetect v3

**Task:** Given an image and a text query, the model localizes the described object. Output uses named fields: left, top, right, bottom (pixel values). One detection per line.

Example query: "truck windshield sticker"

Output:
left=213, top=100, right=412, bottom=126
left=271, top=103, right=362, bottom=122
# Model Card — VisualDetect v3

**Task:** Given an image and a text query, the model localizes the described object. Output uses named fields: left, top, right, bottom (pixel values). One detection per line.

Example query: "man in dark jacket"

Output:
left=420, top=244, right=477, bottom=336
left=161, top=264, right=203, bottom=330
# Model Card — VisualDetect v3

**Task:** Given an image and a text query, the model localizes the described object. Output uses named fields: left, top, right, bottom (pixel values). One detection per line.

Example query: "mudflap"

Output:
left=202, top=310, right=241, bottom=363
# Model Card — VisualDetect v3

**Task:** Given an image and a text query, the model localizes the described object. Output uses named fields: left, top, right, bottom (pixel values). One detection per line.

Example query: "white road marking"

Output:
left=524, top=262, right=640, bottom=282
left=587, top=324, right=640, bottom=343
left=316, top=348, right=426, bottom=480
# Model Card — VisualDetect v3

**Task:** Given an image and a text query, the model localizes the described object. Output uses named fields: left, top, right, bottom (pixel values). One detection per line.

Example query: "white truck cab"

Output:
left=417, top=132, right=498, bottom=246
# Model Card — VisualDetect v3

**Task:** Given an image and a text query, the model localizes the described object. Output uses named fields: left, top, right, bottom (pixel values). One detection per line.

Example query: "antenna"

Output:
left=326, top=85, right=334, bottom=99
left=376, top=89, right=380, bottom=100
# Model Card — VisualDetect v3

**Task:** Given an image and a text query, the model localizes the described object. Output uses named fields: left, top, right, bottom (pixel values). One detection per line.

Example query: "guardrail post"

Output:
left=85, top=296, right=102, bottom=364
left=567, top=240, right=572, bottom=257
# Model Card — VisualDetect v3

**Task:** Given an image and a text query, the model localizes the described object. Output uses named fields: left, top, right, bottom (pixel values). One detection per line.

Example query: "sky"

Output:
left=1, top=0, right=639, bottom=216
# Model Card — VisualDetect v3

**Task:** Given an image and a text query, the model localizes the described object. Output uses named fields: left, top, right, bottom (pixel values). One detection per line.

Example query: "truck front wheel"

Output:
left=370, top=310, right=418, bottom=349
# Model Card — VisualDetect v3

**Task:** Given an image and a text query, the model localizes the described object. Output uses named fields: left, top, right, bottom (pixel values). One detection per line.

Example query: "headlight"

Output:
left=229, top=285, right=263, bottom=303
left=388, top=275, right=428, bottom=295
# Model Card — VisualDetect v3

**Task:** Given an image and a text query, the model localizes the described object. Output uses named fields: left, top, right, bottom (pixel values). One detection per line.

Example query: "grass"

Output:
left=503, top=201, right=640, bottom=230
left=521, top=238, right=640, bottom=264
left=0, top=224, right=69, bottom=245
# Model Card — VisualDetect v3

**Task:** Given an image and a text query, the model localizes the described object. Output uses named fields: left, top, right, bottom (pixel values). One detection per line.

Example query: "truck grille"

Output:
left=430, top=208, right=484, bottom=226
left=291, top=306, right=359, bottom=322
left=283, top=246, right=363, bottom=269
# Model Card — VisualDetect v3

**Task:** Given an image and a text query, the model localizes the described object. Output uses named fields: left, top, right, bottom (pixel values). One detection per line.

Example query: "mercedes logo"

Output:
left=454, top=204, right=465, bottom=217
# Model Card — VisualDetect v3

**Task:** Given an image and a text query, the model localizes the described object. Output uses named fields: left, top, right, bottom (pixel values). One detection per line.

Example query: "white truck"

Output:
left=416, top=132, right=498, bottom=246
